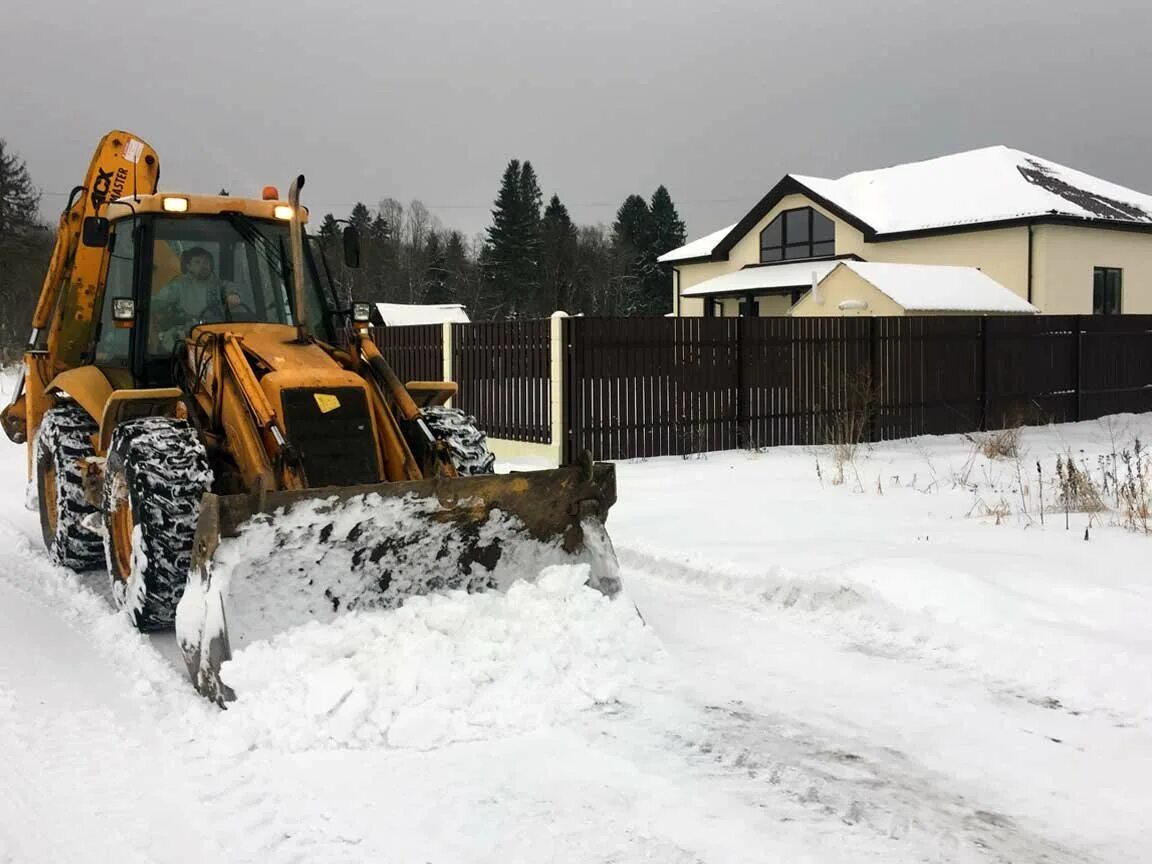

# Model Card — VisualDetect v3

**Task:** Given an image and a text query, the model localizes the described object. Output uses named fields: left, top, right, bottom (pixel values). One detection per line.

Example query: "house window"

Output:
left=760, top=207, right=835, bottom=263
left=1093, top=267, right=1122, bottom=315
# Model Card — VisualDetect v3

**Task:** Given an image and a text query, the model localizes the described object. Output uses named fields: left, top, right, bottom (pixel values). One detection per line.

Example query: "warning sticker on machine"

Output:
left=314, top=393, right=341, bottom=414
left=123, top=139, right=144, bottom=164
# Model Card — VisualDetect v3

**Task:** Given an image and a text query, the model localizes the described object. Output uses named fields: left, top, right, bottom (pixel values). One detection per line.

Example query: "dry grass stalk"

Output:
left=1055, top=454, right=1106, bottom=515
left=1116, top=439, right=1151, bottom=534
left=980, top=426, right=1021, bottom=460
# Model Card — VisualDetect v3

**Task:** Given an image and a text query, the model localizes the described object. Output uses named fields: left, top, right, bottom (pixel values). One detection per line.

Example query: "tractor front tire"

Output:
left=35, top=404, right=104, bottom=571
left=422, top=405, right=496, bottom=475
left=103, top=417, right=212, bottom=631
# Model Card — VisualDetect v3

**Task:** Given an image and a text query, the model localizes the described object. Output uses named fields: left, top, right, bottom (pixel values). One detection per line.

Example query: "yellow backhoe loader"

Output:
left=1, top=131, right=619, bottom=704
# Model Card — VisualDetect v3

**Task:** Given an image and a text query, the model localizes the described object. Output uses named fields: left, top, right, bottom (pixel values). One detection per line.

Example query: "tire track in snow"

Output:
left=0, top=516, right=360, bottom=864
left=617, top=544, right=1130, bottom=725
left=610, top=557, right=1114, bottom=864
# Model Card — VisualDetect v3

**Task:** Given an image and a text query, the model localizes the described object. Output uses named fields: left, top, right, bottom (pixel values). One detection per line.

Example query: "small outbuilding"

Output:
left=372, top=302, right=471, bottom=326
left=795, top=261, right=1037, bottom=316
left=681, top=260, right=1036, bottom=317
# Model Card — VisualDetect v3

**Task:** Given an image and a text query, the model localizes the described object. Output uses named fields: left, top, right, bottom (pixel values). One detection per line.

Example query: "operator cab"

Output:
left=89, top=197, right=340, bottom=386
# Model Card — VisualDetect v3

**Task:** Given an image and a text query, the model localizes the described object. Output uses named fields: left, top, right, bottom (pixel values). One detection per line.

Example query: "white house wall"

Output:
left=1032, top=224, right=1152, bottom=313
left=849, top=227, right=1031, bottom=302
left=790, top=268, right=905, bottom=317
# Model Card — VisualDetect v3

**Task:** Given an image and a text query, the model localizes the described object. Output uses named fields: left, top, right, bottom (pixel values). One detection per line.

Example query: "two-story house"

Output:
left=660, top=146, right=1152, bottom=317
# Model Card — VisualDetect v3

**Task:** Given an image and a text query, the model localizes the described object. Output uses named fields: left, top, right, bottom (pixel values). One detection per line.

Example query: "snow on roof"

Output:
left=680, top=260, right=840, bottom=297
left=657, top=223, right=738, bottom=263
left=837, top=261, right=1037, bottom=313
left=794, top=146, right=1152, bottom=234
left=374, top=302, right=470, bottom=326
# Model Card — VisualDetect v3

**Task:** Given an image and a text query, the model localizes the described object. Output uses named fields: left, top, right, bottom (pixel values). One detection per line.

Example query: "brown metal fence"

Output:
left=373, top=315, right=1152, bottom=460
left=565, top=316, right=742, bottom=460
left=563, top=315, right=1152, bottom=462
left=373, top=323, right=443, bottom=384
left=453, top=320, right=551, bottom=443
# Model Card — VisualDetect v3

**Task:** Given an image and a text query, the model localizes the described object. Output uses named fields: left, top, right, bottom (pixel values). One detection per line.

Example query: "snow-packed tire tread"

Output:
left=103, top=417, right=211, bottom=631
left=36, top=404, right=103, bottom=570
left=422, top=405, right=496, bottom=475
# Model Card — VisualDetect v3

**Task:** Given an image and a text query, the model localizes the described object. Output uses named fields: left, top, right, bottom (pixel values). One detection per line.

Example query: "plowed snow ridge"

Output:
left=218, top=565, right=662, bottom=751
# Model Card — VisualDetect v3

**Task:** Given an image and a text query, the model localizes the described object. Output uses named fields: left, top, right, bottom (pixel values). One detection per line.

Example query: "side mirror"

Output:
left=342, top=225, right=361, bottom=268
left=82, top=216, right=110, bottom=248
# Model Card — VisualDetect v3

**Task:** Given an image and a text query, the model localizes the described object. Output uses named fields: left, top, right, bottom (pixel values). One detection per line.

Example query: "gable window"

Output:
left=760, top=207, right=835, bottom=263
left=1093, top=267, right=1122, bottom=315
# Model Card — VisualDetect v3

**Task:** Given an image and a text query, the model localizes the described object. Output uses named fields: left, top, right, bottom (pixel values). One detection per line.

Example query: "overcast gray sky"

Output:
left=4, top=0, right=1151, bottom=241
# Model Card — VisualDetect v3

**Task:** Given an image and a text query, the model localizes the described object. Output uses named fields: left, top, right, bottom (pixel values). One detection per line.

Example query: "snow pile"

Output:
left=179, top=490, right=620, bottom=656
left=215, top=565, right=659, bottom=751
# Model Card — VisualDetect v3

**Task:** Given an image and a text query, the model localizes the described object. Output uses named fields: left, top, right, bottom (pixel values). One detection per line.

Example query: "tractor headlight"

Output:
left=351, top=302, right=372, bottom=323
left=162, top=197, right=189, bottom=213
left=273, top=205, right=294, bottom=220
left=112, top=297, right=136, bottom=321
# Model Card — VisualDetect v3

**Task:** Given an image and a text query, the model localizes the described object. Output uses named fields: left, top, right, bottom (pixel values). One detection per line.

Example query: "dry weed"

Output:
left=980, top=426, right=1022, bottom=460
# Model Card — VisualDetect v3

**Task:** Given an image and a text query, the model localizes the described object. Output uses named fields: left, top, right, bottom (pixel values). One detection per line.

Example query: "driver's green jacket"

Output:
left=154, top=275, right=227, bottom=326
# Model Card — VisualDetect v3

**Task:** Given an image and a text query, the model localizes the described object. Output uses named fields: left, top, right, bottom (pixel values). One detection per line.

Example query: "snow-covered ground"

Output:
left=1, top=367, right=1149, bottom=863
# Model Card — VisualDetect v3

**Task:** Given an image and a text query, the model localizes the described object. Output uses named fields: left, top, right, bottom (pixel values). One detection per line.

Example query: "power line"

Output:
left=37, top=190, right=752, bottom=210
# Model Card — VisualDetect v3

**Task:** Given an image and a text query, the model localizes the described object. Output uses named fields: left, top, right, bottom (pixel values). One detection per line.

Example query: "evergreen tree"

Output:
left=444, top=230, right=472, bottom=311
left=484, top=159, right=548, bottom=318
left=318, top=212, right=340, bottom=242
left=0, top=141, right=46, bottom=358
left=515, top=161, right=543, bottom=315
left=648, top=185, right=686, bottom=314
left=612, top=194, right=656, bottom=313
left=484, top=159, right=522, bottom=318
left=348, top=202, right=372, bottom=235
left=365, top=212, right=392, bottom=301
left=540, top=194, right=577, bottom=315
left=422, top=231, right=451, bottom=303
left=0, top=139, right=39, bottom=236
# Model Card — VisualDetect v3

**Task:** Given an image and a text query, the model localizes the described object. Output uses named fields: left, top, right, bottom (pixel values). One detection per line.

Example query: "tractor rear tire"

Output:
left=103, top=417, right=212, bottom=631
left=422, top=405, right=496, bottom=475
left=35, top=404, right=104, bottom=571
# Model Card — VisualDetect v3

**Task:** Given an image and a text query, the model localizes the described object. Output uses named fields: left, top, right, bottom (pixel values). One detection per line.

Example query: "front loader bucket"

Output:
left=174, top=461, right=619, bottom=705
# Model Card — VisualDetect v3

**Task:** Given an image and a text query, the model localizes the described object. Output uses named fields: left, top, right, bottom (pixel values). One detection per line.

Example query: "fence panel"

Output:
left=740, top=317, right=873, bottom=447
left=453, top=320, right=551, bottom=443
left=1080, top=315, right=1152, bottom=419
left=566, top=317, right=740, bottom=461
left=909, top=317, right=984, bottom=436
left=985, top=315, right=1077, bottom=427
left=373, top=324, right=443, bottom=384
left=873, top=317, right=910, bottom=440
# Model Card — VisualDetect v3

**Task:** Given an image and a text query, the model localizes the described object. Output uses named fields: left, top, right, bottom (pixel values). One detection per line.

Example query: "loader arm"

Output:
left=2, top=131, right=160, bottom=447
left=217, top=333, right=307, bottom=491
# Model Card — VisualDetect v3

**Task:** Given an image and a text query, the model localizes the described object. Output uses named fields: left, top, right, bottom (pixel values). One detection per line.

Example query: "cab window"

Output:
left=93, top=220, right=136, bottom=366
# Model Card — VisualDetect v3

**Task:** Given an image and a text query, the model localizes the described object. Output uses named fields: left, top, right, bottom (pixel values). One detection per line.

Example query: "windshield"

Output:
left=147, top=214, right=332, bottom=357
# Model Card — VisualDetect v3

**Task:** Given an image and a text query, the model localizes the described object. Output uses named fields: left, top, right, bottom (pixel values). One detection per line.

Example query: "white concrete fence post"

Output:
left=475, top=312, right=567, bottom=467
left=441, top=321, right=453, bottom=407
left=549, top=311, right=568, bottom=464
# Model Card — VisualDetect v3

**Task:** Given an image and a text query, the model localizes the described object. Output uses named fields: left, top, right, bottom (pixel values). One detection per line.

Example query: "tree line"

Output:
left=316, top=159, right=687, bottom=319
left=0, top=141, right=689, bottom=357
left=0, top=139, right=54, bottom=360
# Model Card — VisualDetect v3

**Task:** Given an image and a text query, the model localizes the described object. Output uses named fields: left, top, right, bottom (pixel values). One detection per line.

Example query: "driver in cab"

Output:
left=154, top=247, right=254, bottom=340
